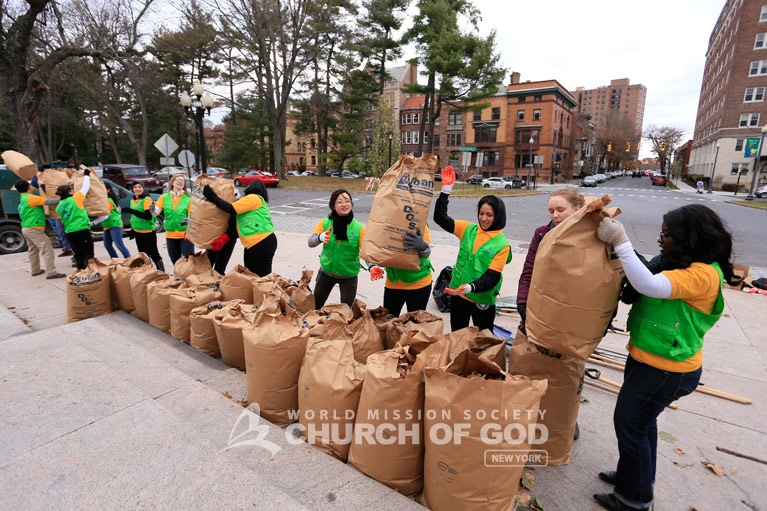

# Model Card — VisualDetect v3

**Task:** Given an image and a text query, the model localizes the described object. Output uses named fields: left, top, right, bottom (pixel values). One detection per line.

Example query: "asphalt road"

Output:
left=249, top=176, right=767, bottom=268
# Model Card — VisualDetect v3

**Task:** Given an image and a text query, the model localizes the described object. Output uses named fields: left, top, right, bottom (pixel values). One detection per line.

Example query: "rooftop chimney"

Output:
left=510, top=71, right=521, bottom=85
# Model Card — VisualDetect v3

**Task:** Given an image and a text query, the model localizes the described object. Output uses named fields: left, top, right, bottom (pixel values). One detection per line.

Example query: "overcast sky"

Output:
left=465, top=0, right=726, bottom=157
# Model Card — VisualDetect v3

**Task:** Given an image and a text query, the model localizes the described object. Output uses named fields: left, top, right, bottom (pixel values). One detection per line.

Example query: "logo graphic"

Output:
left=223, top=404, right=281, bottom=457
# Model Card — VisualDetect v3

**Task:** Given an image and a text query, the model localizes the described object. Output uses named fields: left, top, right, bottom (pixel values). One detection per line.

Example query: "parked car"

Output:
left=329, top=170, right=360, bottom=178
left=102, top=163, right=163, bottom=193
left=301, top=170, right=318, bottom=176
left=481, top=177, right=514, bottom=189
left=651, top=174, right=668, bottom=186
left=593, top=173, right=607, bottom=183
left=154, top=166, right=185, bottom=182
left=755, top=184, right=767, bottom=198
left=465, top=174, right=484, bottom=185
left=632, top=170, right=642, bottom=178
left=581, top=176, right=598, bottom=187
left=286, top=170, right=301, bottom=176
left=234, top=170, right=279, bottom=188
left=203, top=167, right=233, bottom=179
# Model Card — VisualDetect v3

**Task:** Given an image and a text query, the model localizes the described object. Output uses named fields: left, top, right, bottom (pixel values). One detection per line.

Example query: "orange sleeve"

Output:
left=27, top=195, right=48, bottom=207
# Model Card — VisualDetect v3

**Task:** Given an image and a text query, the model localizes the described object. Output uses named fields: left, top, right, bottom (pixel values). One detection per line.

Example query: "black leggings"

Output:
left=313, top=270, right=358, bottom=309
left=449, top=295, right=496, bottom=331
left=67, top=229, right=94, bottom=270
left=383, top=284, right=432, bottom=317
left=134, top=231, right=163, bottom=265
left=243, top=233, right=277, bottom=277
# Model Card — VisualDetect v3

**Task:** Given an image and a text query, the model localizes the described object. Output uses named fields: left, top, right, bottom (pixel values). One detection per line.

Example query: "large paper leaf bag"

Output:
left=526, top=195, right=624, bottom=360
left=360, top=154, right=438, bottom=270
left=186, top=175, right=235, bottom=249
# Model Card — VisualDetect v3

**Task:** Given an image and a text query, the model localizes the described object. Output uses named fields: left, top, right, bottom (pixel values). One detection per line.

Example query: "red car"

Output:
left=234, top=170, right=279, bottom=188
left=651, top=174, right=668, bottom=186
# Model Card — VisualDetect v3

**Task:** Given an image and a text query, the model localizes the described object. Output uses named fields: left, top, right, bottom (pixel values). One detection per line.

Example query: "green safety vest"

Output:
left=101, top=198, right=123, bottom=229
left=627, top=263, right=724, bottom=361
left=130, top=197, right=155, bottom=231
left=236, top=196, right=274, bottom=238
left=319, top=217, right=363, bottom=278
left=386, top=256, right=433, bottom=284
left=450, top=223, right=511, bottom=305
left=56, top=195, right=90, bottom=233
left=19, top=193, right=46, bottom=228
left=162, top=193, right=191, bottom=232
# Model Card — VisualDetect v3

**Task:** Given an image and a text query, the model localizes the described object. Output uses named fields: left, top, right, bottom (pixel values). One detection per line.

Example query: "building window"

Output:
left=756, top=33, right=767, bottom=48
left=473, top=111, right=481, bottom=121
left=534, top=95, right=542, bottom=102
left=447, top=133, right=462, bottom=146
left=492, top=108, right=501, bottom=120
left=518, top=96, right=526, bottom=103
left=761, top=5, right=767, bottom=21
left=475, top=126, right=497, bottom=143
left=517, top=110, right=525, bottom=121
left=412, top=131, right=419, bottom=144
left=404, top=131, right=412, bottom=144
left=482, top=151, right=500, bottom=166
left=735, top=139, right=744, bottom=151
left=311, top=156, right=316, bottom=165
left=433, top=115, right=440, bottom=126
left=448, top=112, right=462, bottom=125
left=744, top=87, right=765, bottom=102
left=731, top=163, right=749, bottom=176
left=433, top=134, right=440, bottom=147
left=749, top=60, right=767, bottom=75
left=413, top=113, right=420, bottom=125
left=533, top=109, right=541, bottom=121
left=740, top=113, right=761, bottom=126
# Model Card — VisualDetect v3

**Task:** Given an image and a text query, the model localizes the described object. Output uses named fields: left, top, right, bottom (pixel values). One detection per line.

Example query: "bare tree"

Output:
left=643, top=125, right=684, bottom=174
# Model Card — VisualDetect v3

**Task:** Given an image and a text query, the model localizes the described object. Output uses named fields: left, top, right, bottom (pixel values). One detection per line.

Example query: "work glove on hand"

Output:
left=440, top=166, right=456, bottom=194
left=210, top=233, right=230, bottom=251
left=517, top=303, right=527, bottom=323
left=445, top=283, right=473, bottom=296
left=319, top=226, right=333, bottom=244
left=90, top=220, right=99, bottom=229
left=180, top=217, right=189, bottom=226
left=202, top=185, right=217, bottom=201
left=369, top=265, right=384, bottom=281
left=403, top=228, right=428, bottom=252
left=597, top=217, right=629, bottom=246
left=83, top=168, right=91, bottom=176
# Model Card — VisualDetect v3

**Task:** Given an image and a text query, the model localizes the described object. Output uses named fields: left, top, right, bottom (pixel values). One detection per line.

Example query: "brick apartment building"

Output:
left=571, top=78, right=647, bottom=136
left=689, top=0, right=767, bottom=192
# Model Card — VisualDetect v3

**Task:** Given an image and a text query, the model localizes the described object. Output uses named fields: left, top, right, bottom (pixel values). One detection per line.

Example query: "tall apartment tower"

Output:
left=689, top=0, right=767, bottom=192
left=571, top=78, right=647, bottom=135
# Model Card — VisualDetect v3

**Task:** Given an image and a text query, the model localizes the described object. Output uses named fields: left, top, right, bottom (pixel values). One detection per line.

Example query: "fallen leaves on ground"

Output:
left=673, top=461, right=693, bottom=467
left=520, top=470, right=534, bottom=491
left=702, top=460, right=724, bottom=476
left=515, top=493, right=531, bottom=506
left=731, top=467, right=738, bottom=474
left=659, top=431, right=677, bottom=443
left=675, top=447, right=686, bottom=456
left=531, top=497, right=544, bottom=510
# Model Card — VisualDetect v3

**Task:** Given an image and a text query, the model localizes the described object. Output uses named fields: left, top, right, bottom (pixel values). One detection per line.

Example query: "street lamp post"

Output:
left=708, top=142, right=720, bottom=193
left=180, top=79, right=215, bottom=175
left=527, top=136, right=534, bottom=190
left=551, top=129, right=557, bottom=185
left=746, top=124, right=767, bottom=200
left=388, top=131, right=393, bottom=167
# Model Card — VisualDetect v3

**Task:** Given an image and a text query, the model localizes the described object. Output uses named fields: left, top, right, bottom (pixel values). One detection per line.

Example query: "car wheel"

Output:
left=234, top=179, right=241, bottom=187
left=0, top=223, right=27, bottom=254
left=759, top=192, right=767, bottom=198
left=483, top=184, right=490, bottom=188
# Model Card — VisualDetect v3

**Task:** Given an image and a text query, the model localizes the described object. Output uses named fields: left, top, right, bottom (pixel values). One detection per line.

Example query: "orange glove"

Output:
left=369, top=265, right=384, bottom=281
left=445, top=283, right=473, bottom=295
left=319, top=226, right=333, bottom=244
left=441, top=166, right=455, bottom=193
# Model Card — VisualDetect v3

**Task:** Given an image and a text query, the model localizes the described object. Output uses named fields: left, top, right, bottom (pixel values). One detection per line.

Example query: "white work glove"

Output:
left=445, top=283, right=473, bottom=295
left=440, top=166, right=455, bottom=194
left=597, top=217, right=629, bottom=246
left=319, top=226, right=333, bottom=244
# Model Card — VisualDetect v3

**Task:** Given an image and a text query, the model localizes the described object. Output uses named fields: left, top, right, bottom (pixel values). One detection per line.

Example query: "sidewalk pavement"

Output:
left=1, top=223, right=766, bottom=510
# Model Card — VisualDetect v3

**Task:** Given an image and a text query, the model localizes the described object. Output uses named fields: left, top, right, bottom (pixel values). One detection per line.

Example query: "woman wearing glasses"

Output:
left=308, top=189, right=366, bottom=308
left=595, top=204, right=736, bottom=511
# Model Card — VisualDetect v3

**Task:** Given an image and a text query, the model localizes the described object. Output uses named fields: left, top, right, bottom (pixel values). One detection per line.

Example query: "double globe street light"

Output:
left=180, top=80, right=215, bottom=174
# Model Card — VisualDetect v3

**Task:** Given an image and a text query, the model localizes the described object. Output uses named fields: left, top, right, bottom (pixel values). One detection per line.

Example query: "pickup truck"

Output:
left=0, top=165, right=27, bottom=254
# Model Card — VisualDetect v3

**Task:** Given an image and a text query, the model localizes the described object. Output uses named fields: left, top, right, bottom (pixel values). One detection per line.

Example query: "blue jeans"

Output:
left=48, top=219, right=72, bottom=252
left=103, top=227, right=131, bottom=258
left=166, top=237, right=195, bottom=264
left=613, top=355, right=701, bottom=509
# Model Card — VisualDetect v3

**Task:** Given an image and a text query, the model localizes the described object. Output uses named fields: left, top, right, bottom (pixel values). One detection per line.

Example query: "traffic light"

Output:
left=607, top=143, right=612, bottom=152
left=626, top=141, right=631, bottom=152
left=660, top=141, right=666, bottom=151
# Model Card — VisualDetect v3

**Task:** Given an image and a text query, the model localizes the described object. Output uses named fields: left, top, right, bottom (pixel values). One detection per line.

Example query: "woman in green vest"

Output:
left=55, top=169, right=94, bottom=270
left=433, top=166, right=511, bottom=331
left=92, top=187, right=131, bottom=258
left=203, top=180, right=277, bottom=277
left=124, top=182, right=164, bottom=272
left=308, top=189, right=366, bottom=309
left=369, top=225, right=433, bottom=316
left=153, top=174, right=194, bottom=264
left=595, top=205, right=736, bottom=511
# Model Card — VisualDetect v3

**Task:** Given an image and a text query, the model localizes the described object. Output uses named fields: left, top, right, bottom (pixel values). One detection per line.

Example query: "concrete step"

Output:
left=0, top=311, right=424, bottom=510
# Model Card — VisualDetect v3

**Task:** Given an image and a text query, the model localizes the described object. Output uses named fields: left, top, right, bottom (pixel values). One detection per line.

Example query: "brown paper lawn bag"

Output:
left=360, top=153, right=438, bottom=271
left=421, top=351, right=548, bottom=511
left=129, top=267, right=168, bottom=323
left=147, top=278, right=185, bottom=333
left=2, top=150, right=38, bottom=180
left=74, top=170, right=109, bottom=217
left=526, top=195, right=624, bottom=360
left=66, top=259, right=112, bottom=323
left=385, top=310, right=444, bottom=350
left=186, top=175, right=235, bottom=249
left=109, top=253, right=153, bottom=315
left=173, top=251, right=213, bottom=281
left=190, top=302, right=227, bottom=358
left=169, top=286, right=222, bottom=344
left=213, top=300, right=258, bottom=371
left=298, top=338, right=367, bottom=462
left=219, top=265, right=258, bottom=303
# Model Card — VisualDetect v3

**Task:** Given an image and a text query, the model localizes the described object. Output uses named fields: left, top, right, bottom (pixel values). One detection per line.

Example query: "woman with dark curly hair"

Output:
left=594, top=204, right=736, bottom=511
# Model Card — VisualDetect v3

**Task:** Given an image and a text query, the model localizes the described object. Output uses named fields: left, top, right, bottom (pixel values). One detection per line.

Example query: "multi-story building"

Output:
left=571, top=78, right=647, bottom=136
left=689, top=0, right=767, bottom=192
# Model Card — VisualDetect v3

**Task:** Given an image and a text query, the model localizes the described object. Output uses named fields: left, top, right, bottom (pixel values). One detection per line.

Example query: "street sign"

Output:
left=160, top=157, right=175, bottom=166
left=178, top=150, right=195, bottom=169
left=744, top=137, right=760, bottom=158
left=459, top=146, right=477, bottom=151
left=154, top=134, right=179, bottom=157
